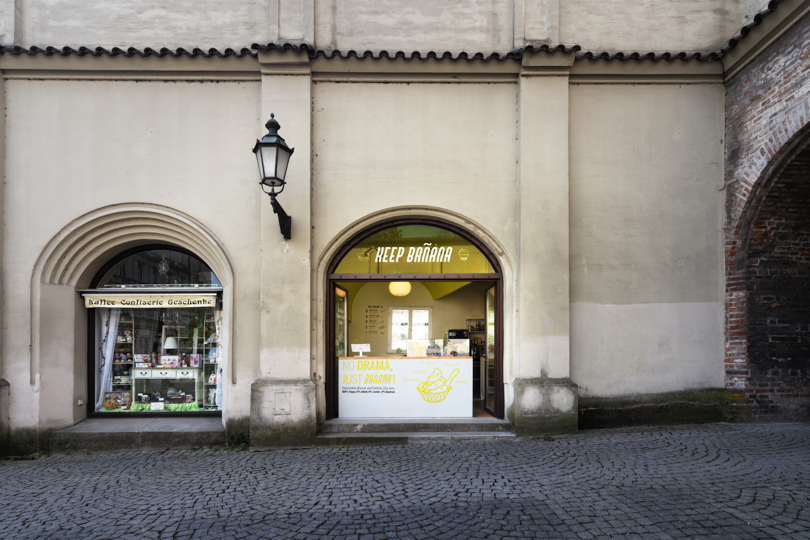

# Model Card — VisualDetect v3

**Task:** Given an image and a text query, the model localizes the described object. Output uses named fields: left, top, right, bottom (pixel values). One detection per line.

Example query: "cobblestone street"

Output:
left=1, top=423, right=809, bottom=540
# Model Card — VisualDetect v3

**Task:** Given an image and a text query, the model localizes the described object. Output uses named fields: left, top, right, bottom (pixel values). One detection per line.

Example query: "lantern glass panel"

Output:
left=276, top=147, right=292, bottom=183
left=260, top=145, right=280, bottom=186
left=255, top=149, right=266, bottom=179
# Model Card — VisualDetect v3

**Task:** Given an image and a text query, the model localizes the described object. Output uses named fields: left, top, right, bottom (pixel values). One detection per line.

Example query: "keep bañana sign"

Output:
left=338, top=356, right=472, bottom=418
left=83, top=294, right=217, bottom=309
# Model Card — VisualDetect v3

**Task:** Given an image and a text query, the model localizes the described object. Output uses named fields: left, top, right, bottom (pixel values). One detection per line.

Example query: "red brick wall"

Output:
left=725, top=14, right=810, bottom=418
left=744, top=146, right=810, bottom=418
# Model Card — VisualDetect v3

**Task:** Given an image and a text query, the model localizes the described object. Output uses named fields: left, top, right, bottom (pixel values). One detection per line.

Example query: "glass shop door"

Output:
left=484, top=285, right=497, bottom=416
left=334, top=285, right=348, bottom=416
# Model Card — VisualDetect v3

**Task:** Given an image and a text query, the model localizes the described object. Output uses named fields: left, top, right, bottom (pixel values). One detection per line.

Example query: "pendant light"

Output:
left=389, top=282, right=411, bottom=296
left=163, top=336, right=179, bottom=353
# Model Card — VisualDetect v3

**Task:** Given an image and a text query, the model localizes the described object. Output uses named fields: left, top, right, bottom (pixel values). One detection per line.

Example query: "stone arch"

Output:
left=29, top=203, right=237, bottom=426
left=725, top=118, right=810, bottom=419
left=311, top=205, right=515, bottom=422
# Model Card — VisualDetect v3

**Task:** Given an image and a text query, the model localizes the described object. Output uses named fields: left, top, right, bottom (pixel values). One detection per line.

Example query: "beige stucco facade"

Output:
left=0, top=0, right=804, bottom=452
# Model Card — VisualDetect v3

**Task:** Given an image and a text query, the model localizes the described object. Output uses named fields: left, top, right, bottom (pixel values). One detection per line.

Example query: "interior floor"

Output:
left=473, top=398, right=495, bottom=418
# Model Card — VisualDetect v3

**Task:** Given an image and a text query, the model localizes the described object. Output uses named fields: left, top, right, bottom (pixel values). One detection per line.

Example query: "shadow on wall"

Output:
left=744, top=143, right=810, bottom=420
left=578, top=389, right=751, bottom=429
left=0, top=381, right=45, bottom=458
left=0, top=379, right=8, bottom=455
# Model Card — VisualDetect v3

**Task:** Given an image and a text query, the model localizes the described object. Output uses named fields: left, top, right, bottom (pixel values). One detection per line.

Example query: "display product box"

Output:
left=103, top=390, right=131, bottom=411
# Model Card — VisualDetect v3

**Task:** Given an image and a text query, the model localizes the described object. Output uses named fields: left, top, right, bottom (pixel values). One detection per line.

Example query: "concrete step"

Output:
left=315, top=431, right=516, bottom=447
left=320, top=418, right=514, bottom=434
left=51, top=417, right=225, bottom=454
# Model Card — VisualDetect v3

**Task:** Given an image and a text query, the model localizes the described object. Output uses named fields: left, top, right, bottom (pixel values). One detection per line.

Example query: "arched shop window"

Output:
left=85, top=247, right=224, bottom=415
left=327, top=221, right=503, bottom=420
left=97, top=248, right=221, bottom=288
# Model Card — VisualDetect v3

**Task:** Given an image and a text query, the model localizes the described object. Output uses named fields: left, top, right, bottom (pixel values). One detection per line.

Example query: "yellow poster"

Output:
left=83, top=294, right=217, bottom=309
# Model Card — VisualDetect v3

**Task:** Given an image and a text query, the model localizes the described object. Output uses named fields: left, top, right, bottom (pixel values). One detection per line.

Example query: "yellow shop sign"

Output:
left=83, top=294, right=217, bottom=309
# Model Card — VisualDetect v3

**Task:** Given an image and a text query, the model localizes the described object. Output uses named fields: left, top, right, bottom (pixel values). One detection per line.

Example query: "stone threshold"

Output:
left=316, top=431, right=516, bottom=447
left=51, top=417, right=225, bottom=454
left=320, top=417, right=514, bottom=434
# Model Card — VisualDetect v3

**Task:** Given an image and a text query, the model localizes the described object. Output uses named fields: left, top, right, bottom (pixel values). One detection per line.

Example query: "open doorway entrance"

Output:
left=326, top=220, right=503, bottom=420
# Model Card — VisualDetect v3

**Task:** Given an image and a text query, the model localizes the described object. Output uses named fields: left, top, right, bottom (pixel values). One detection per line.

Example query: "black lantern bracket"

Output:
left=269, top=192, right=291, bottom=241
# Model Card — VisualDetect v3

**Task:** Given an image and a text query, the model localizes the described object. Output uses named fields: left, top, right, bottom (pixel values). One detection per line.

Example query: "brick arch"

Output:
left=725, top=119, right=810, bottom=417
left=727, top=95, right=810, bottom=231
left=731, top=124, right=810, bottom=272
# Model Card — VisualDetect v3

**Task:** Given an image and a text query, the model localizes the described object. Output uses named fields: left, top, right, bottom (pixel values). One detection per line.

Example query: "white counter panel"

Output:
left=338, top=356, right=472, bottom=418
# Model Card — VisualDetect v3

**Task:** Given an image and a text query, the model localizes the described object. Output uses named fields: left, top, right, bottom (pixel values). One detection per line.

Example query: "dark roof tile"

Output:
left=251, top=41, right=580, bottom=61
left=0, top=44, right=256, bottom=57
left=722, top=0, right=782, bottom=53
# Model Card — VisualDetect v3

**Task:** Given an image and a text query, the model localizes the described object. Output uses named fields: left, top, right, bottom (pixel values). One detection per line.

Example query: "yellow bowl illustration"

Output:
left=417, top=386, right=452, bottom=403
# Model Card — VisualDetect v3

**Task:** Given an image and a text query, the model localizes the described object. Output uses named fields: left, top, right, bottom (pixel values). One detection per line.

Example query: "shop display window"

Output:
left=328, top=220, right=503, bottom=420
left=94, top=307, right=222, bottom=413
left=89, top=246, right=224, bottom=414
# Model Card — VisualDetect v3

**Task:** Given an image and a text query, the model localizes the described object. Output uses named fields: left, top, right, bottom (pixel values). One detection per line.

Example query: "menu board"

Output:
left=338, top=356, right=472, bottom=418
left=364, top=305, right=386, bottom=336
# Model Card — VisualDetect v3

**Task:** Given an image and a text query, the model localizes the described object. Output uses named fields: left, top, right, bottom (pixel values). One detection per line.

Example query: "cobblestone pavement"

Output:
left=1, top=423, right=809, bottom=540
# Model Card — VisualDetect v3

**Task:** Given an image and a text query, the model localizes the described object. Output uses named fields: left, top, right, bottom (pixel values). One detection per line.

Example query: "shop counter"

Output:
left=338, top=356, right=472, bottom=418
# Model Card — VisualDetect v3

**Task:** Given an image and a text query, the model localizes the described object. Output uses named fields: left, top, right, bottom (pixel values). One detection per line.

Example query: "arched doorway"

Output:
left=84, top=245, right=225, bottom=416
left=742, top=142, right=810, bottom=419
left=325, top=218, right=504, bottom=420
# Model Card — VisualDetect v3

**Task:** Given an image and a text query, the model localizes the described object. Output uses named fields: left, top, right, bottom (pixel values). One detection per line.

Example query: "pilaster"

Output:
left=275, top=0, right=315, bottom=43
left=514, top=51, right=577, bottom=435
left=514, top=0, right=560, bottom=48
left=250, top=50, right=316, bottom=449
left=0, top=0, right=23, bottom=43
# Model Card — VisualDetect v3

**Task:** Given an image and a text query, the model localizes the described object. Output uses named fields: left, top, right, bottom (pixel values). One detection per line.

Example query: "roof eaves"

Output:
left=0, top=44, right=256, bottom=58
left=721, top=0, right=782, bottom=54
left=253, top=41, right=581, bottom=61
left=575, top=50, right=723, bottom=62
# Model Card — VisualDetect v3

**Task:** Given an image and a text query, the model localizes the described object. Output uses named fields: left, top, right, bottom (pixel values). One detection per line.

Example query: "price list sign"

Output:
left=365, top=305, right=386, bottom=335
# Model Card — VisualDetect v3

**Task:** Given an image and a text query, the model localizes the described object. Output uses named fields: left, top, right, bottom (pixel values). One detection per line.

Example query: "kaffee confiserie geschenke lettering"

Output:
left=83, top=294, right=217, bottom=309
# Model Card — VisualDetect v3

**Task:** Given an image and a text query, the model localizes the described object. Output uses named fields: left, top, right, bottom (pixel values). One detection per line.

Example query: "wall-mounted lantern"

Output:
left=253, top=113, right=295, bottom=240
